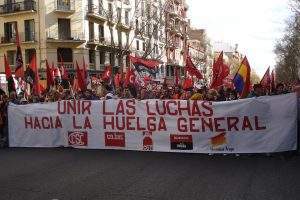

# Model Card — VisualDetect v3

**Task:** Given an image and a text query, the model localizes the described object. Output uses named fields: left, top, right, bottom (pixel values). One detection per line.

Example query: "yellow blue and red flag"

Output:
left=233, top=56, right=251, bottom=98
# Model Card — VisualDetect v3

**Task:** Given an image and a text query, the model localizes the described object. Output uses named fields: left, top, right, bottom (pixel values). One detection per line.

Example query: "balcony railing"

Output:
left=46, top=31, right=85, bottom=42
left=58, top=62, right=74, bottom=69
left=0, top=32, right=36, bottom=44
left=87, top=4, right=107, bottom=20
left=0, top=0, right=36, bottom=15
left=55, top=0, right=75, bottom=12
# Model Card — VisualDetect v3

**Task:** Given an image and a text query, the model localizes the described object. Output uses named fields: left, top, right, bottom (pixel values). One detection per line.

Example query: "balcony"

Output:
left=174, top=25, right=183, bottom=37
left=116, top=18, right=131, bottom=31
left=58, top=62, right=74, bottom=69
left=87, top=37, right=99, bottom=46
left=87, top=4, right=107, bottom=22
left=0, top=32, right=36, bottom=46
left=54, top=0, right=75, bottom=14
left=46, top=31, right=85, bottom=44
left=0, top=0, right=36, bottom=16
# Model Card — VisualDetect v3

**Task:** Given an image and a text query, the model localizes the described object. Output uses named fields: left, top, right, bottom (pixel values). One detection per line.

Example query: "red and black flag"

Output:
left=14, top=23, right=24, bottom=78
left=25, top=53, right=41, bottom=95
left=4, top=54, right=16, bottom=93
left=129, top=55, right=160, bottom=77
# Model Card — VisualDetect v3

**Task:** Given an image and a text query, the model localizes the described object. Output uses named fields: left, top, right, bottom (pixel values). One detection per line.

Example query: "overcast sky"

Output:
left=186, top=0, right=292, bottom=77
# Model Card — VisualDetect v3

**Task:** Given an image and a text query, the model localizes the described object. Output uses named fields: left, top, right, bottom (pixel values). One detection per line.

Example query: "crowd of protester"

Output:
left=1, top=79, right=300, bottom=148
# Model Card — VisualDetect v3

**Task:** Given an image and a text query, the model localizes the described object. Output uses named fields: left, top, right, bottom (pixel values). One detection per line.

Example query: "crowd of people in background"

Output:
left=1, top=78, right=300, bottom=148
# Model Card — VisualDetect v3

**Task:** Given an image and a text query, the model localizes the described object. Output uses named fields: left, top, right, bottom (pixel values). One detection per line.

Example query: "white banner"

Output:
left=8, top=93, right=298, bottom=153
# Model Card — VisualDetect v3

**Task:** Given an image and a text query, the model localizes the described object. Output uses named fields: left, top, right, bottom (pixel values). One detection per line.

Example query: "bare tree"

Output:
left=274, top=0, right=300, bottom=83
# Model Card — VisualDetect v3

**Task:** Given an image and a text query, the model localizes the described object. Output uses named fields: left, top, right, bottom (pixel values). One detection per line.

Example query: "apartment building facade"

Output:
left=0, top=0, right=189, bottom=86
left=188, top=28, right=213, bottom=84
left=164, top=0, right=189, bottom=83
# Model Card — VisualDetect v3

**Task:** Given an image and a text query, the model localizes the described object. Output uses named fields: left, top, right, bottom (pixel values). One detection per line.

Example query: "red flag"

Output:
left=124, top=68, right=135, bottom=87
left=260, top=67, right=271, bottom=89
left=102, top=66, right=112, bottom=81
left=182, top=77, right=194, bottom=90
left=82, top=57, right=89, bottom=86
left=46, top=60, right=54, bottom=87
left=58, top=54, right=69, bottom=80
left=4, top=54, right=16, bottom=93
left=114, top=73, right=122, bottom=88
left=61, top=65, right=69, bottom=80
left=53, top=66, right=61, bottom=80
left=76, top=61, right=86, bottom=91
left=28, top=54, right=41, bottom=95
left=185, top=56, right=203, bottom=79
left=14, top=23, right=24, bottom=78
left=129, top=56, right=160, bottom=69
left=210, top=52, right=230, bottom=89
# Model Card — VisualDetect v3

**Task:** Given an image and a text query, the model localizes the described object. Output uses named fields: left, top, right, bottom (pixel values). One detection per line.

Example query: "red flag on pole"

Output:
left=182, top=76, right=194, bottom=90
left=14, top=23, right=24, bottom=78
left=114, top=73, right=122, bottom=88
left=28, top=54, right=41, bottom=95
left=76, top=61, right=86, bottom=91
left=210, top=52, right=230, bottom=89
left=4, top=54, right=16, bottom=93
left=185, top=56, right=203, bottom=79
left=102, top=66, right=112, bottom=81
left=46, top=59, right=54, bottom=87
left=260, top=67, right=271, bottom=89
left=124, top=68, right=135, bottom=87
left=59, top=54, right=69, bottom=80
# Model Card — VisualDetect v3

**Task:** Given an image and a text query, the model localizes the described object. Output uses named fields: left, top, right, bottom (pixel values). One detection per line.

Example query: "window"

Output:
left=153, top=24, right=158, bottom=39
left=170, top=66, right=174, bottom=76
left=117, top=7, right=121, bottom=21
left=180, top=68, right=184, bottom=76
left=160, top=66, right=164, bottom=74
left=58, top=18, right=71, bottom=40
left=57, top=48, right=73, bottom=62
left=109, top=53, right=114, bottom=65
left=118, top=30, right=122, bottom=47
left=7, top=50, right=16, bottom=66
left=153, top=6, right=158, bottom=19
left=99, top=25, right=104, bottom=39
left=141, top=21, right=145, bottom=34
left=100, top=51, right=105, bottom=65
left=166, top=66, right=170, bottom=77
left=125, top=10, right=129, bottom=25
left=141, top=1, right=144, bottom=16
left=166, top=66, right=174, bottom=77
left=136, top=40, right=139, bottom=50
left=108, top=3, right=113, bottom=18
left=135, top=19, right=139, bottom=30
left=57, top=0, right=71, bottom=11
left=89, top=22, right=94, bottom=41
left=4, top=21, right=17, bottom=43
left=142, top=42, right=146, bottom=51
left=154, top=44, right=158, bottom=54
left=25, top=49, right=36, bottom=64
left=89, top=50, right=95, bottom=64
left=24, top=19, right=35, bottom=41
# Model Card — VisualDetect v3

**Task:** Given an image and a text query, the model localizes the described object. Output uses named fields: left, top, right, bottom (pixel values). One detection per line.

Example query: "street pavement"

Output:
left=0, top=148, right=299, bottom=200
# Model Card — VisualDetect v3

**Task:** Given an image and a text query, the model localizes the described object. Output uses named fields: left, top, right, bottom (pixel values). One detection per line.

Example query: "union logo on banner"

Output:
left=105, top=132, right=125, bottom=147
left=210, top=132, right=227, bottom=148
left=170, top=134, right=193, bottom=150
left=68, top=131, right=88, bottom=146
left=142, top=131, right=153, bottom=151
